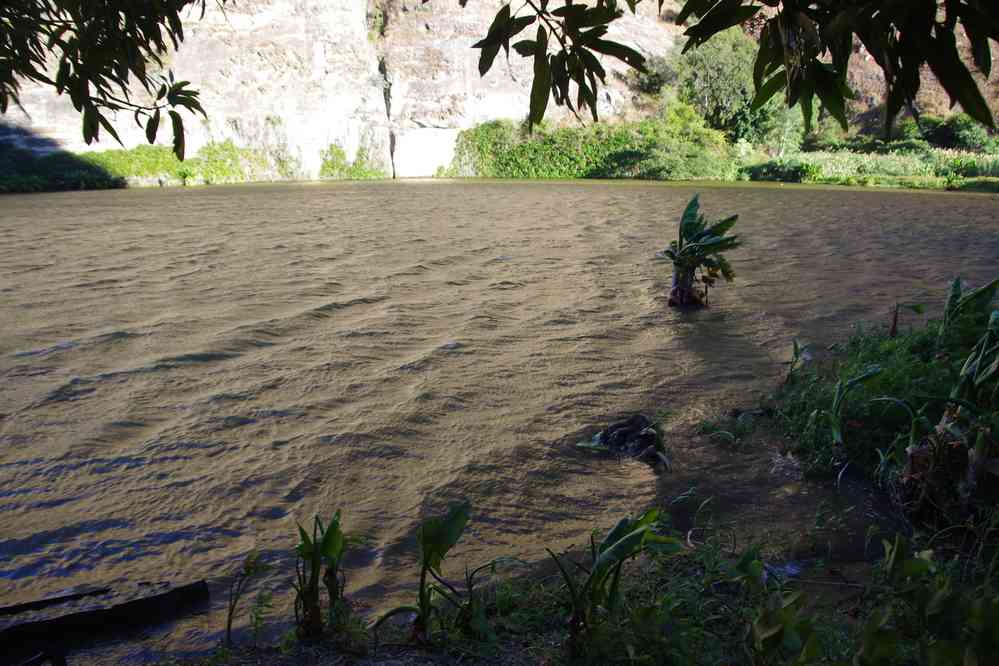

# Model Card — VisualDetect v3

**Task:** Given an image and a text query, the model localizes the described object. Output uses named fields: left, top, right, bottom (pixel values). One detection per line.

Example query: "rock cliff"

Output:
left=4, top=0, right=676, bottom=178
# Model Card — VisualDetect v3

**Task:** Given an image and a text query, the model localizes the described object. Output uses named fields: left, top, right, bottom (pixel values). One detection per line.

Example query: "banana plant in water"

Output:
left=374, top=501, right=471, bottom=644
left=659, top=195, right=742, bottom=308
left=293, top=511, right=348, bottom=639
left=546, top=508, right=682, bottom=656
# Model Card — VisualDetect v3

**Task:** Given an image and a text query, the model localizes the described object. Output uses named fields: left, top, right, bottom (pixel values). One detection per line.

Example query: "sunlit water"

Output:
left=1, top=181, right=996, bottom=660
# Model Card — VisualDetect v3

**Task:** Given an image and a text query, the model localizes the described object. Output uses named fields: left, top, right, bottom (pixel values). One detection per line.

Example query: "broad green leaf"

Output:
left=587, top=38, right=646, bottom=72
left=578, top=48, right=606, bottom=82
left=320, top=516, right=345, bottom=562
left=169, top=110, right=185, bottom=160
left=676, top=0, right=720, bottom=26
left=704, top=214, right=738, bottom=239
left=919, top=31, right=995, bottom=128
left=751, top=69, right=787, bottom=111
left=683, top=0, right=760, bottom=50
left=528, top=26, right=551, bottom=129
left=145, top=108, right=160, bottom=144
left=810, top=61, right=848, bottom=130
left=512, top=39, right=536, bottom=57
left=96, top=111, right=123, bottom=146
left=599, top=509, right=659, bottom=553
left=419, top=501, right=470, bottom=573
left=478, top=43, right=501, bottom=75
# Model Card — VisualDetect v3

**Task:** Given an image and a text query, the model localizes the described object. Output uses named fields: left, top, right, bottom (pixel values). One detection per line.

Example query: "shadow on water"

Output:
left=0, top=121, right=124, bottom=194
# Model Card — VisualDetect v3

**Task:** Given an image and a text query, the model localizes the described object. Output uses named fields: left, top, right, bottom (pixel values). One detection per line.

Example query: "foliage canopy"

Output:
left=1, top=1, right=226, bottom=159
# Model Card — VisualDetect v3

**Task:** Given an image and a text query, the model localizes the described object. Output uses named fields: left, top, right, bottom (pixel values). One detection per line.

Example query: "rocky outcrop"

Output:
left=4, top=0, right=676, bottom=178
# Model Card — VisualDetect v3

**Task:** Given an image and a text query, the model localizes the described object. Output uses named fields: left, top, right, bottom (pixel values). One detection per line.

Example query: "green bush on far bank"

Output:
left=742, top=149, right=999, bottom=192
left=318, top=143, right=386, bottom=180
left=0, top=140, right=278, bottom=194
left=0, top=143, right=127, bottom=193
left=450, top=101, right=735, bottom=181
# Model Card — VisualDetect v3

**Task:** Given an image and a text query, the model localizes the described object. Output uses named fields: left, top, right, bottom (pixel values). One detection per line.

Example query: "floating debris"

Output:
left=577, top=414, right=670, bottom=469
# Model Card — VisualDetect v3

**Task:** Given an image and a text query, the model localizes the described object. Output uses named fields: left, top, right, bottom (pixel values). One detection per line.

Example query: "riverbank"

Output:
left=4, top=117, right=999, bottom=195
left=0, top=139, right=387, bottom=193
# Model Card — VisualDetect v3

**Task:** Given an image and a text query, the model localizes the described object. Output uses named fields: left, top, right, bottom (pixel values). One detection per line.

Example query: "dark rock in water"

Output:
left=578, top=414, right=668, bottom=467
left=600, top=415, right=656, bottom=455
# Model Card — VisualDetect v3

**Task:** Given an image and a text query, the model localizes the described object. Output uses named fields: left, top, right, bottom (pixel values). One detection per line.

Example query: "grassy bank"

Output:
left=447, top=116, right=999, bottom=194
left=0, top=141, right=272, bottom=193
left=744, top=149, right=999, bottom=192
left=0, top=139, right=387, bottom=194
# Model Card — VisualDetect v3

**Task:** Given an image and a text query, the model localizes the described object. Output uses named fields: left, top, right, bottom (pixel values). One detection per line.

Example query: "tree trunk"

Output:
left=669, top=268, right=702, bottom=308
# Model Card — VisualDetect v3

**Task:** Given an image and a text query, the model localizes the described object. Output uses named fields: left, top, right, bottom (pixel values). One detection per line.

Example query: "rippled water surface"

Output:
left=1, top=181, right=997, bottom=659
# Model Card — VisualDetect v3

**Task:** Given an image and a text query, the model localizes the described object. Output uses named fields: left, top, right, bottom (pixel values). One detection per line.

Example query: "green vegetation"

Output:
left=546, top=509, right=681, bottom=658
left=898, top=114, right=999, bottom=153
left=448, top=22, right=998, bottom=194
left=318, top=144, right=386, bottom=180
left=293, top=512, right=351, bottom=639
left=776, top=276, right=999, bottom=525
left=657, top=195, right=741, bottom=308
left=374, top=502, right=470, bottom=643
left=207, top=499, right=999, bottom=665
left=449, top=116, right=999, bottom=192
left=224, top=552, right=268, bottom=650
left=450, top=103, right=733, bottom=181
left=743, top=147, right=999, bottom=192
left=635, top=28, right=804, bottom=150
left=0, top=142, right=126, bottom=193
left=0, top=140, right=280, bottom=193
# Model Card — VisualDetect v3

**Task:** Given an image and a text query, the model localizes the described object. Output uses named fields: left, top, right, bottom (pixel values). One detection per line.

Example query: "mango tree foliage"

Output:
left=465, top=0, right=998, bottom=135
left=0, top=0, right=227, bottom=159
left=685, top=0, right=998, bottom=135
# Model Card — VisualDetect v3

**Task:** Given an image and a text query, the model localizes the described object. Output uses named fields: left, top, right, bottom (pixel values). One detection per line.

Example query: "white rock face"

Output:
left=393, top=128, right=460, bottom=178
left=3, top=0, right=676, bottom=178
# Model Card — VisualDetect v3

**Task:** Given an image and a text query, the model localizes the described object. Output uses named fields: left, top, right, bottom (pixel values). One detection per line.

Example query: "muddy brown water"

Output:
left=0, top=181, right=996, bottom=661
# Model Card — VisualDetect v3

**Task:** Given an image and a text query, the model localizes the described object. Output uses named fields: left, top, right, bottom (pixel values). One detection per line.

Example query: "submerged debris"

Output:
left=577, top=414, right=670, bottom=468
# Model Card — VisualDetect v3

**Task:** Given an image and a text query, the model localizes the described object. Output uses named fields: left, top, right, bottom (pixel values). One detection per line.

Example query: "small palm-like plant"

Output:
left=546, top=509, right=682, bottom=656
left=374, top=501, right=471, bottom=644
left=294, top=511, right=349, bottom=639
left=660, top=195, right=742, bottom=307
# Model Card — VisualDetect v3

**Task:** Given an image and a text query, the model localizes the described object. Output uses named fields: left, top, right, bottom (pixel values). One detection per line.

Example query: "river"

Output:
left=1, top=180, right=997, bottom=660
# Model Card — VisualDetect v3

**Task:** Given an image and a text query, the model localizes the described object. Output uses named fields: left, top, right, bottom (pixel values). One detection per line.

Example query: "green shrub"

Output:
left=739, top=158, right=822, bottom=183
left=933, top=113, right=993, bottom=152
left=189, top=140, right=247, bottom=184
left=80, top=144, right=182, bottom=177
left=318, top=143, right=386, bottom=180
left=742, top=149, right=943, bottom=185
left=898, top=113, right=995, bottom=152
left=648, top=27, right=791, bottom=146
left=0, top=142, right=126, bottom=193
left=801, top=115, right=850, bottom=151
left=451, top=103, right=734, bottom=182
left=928, top=150, right=999, bottom=177
left=658, top=195, right=741, bottom=308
